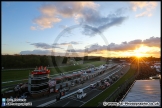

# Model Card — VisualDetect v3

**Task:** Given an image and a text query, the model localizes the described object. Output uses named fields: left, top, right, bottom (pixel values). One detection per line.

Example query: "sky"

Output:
left=2, top=1, right=161, bottom=58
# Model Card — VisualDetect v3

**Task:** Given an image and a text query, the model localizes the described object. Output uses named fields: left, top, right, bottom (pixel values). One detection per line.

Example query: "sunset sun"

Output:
left=135, top=52, right=142, bottom=58
left=134, top=45, right=149, bottom=58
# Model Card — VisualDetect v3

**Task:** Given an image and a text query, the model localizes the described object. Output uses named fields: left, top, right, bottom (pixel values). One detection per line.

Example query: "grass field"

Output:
left=2, top=61, right=105, bottom=83
left=82, top=64, right=137, bottom=107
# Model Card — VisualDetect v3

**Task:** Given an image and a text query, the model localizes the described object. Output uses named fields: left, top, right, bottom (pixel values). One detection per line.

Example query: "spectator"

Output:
left=48, top=88, right=50, bottom=97
left=59, top=91, right=62, bottom=98
left=56, top=94, right=60, bottom=101
left=135, top=63, right=157, bottom=80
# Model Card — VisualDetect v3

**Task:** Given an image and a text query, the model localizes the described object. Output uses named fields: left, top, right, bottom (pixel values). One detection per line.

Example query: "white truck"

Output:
left=76, top=89, right=86, bottom=99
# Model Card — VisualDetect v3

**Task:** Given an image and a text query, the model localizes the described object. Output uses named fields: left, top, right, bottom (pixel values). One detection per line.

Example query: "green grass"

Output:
left=82, top=64, right=136, bottom=107
left=2, top=80, right=28, bottom=88
left=2, top=61, right=105, bottom=86
left=1, top=87, right=14, bottom=94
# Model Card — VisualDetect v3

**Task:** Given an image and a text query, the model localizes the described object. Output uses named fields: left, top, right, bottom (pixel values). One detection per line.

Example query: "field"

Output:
left=2, top=61, right=105, bottom=87
left=82, top=64, right=137, bottom=107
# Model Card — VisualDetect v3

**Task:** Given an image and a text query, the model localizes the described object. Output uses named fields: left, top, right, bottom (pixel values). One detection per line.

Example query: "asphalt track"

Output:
left=37, top=65, right=130, bottom=107
left=26, top=64, right=122, bottom=106
left=48, top=88, right=102, bottom=107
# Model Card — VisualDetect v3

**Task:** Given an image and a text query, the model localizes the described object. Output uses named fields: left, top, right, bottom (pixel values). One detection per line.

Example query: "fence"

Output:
left=105, top=75, right=135, bottom=102
left=97, top=70, right=137, bottom=107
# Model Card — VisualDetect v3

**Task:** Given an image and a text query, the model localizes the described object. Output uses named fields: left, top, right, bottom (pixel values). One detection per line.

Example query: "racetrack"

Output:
left=35, top=64, right=130, bottom=107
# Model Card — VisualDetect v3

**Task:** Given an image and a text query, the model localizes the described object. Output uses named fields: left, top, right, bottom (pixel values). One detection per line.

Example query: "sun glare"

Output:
left=134, top=45, right=148, bottom=58
left=135, top=52, right=142, bottom=58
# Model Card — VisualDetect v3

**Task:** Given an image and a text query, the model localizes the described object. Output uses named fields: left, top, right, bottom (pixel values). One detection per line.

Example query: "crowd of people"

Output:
left=113, top=63, right=160, bottom=102
left=135, top=63, right=158, bottom=80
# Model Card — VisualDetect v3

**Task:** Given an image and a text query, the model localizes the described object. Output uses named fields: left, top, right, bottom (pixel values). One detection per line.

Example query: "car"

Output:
left=76, top=89, right=86, bottom=99
left=71, top=82, right=75, bottom=86
left=115, top=75, right=119, bottom=79
left=90, top=84, right=96, bottom=89
left=104, top=81, right=110, bottom=87
left=98, top=85, right=106, bottom=90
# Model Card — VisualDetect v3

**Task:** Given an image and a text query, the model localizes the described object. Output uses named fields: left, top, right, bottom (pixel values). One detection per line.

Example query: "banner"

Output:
left=49, top=80, right=56, bottom=87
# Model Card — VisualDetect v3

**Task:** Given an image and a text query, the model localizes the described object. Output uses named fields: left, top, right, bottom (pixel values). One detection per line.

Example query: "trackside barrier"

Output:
left=80, top=66, right=125, bottom=107
left=37, top=66, right=123, bottom=107
left=105, top=76, right=135, bottom=102
left=97, top=70, right=136, bottom=106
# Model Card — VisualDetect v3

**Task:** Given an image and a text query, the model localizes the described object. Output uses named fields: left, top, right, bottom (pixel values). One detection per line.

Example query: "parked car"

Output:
left=104, top=81, right=110, bottom=87
left=89, top=84, right=96, bottom=89
left=98, top=85, right=106, bottom=90
left=71, top=82, right=75, bottom=86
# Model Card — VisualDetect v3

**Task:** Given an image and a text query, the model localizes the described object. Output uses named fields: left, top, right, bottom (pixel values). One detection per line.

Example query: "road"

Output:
left=26, top=64, right=130, bottom=107
left=47, top=65, right=130, bottom=107
left=48, top=88, right=102, bottom=107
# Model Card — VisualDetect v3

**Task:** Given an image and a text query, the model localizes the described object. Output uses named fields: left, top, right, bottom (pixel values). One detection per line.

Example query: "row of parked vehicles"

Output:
left=76, top=71, right=123, bottom=99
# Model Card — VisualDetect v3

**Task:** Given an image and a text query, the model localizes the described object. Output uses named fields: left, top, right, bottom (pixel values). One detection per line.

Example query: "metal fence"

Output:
left=97, top=72, right=137, bottom=107
left=105, top=75, right=135, bottom=102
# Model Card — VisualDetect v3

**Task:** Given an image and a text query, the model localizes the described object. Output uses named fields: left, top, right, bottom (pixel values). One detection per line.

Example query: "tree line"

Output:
left=1, top=55, right=160, bottom=69
left=2, top=55, right=70, bottom=69
left=1, top=55, right=102, bottom=69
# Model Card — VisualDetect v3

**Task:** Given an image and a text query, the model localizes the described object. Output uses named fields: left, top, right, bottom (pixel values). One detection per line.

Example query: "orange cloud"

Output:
left=130, top=1, right=158, bottom=18
left=32, top=2, right=99, bottom=30
left=33, top=16, right=61, bottom=30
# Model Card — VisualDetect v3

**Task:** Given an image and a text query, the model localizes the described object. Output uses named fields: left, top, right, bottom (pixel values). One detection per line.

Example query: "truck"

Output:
left=76, top=89, right=86, bottom=99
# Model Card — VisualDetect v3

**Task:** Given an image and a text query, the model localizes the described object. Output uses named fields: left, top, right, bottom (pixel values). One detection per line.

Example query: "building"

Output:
left=28, top=66, right=50, bottom=98
left=121, top=80, right=161, bottom=107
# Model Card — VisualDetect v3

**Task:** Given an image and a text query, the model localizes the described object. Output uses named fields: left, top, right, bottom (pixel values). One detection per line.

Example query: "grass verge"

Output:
left=2, top=61, right=105, bottom=87
left=82, top=64, right=137, bottom=107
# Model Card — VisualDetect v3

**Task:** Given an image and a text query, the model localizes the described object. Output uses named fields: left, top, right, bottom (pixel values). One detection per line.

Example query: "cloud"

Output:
left=32, top=2, right=128, bottom=35
left=107, top=42, right=141, bottom=51
left=75, top=6, right=128, bottom=36
left=20, top=49, right=53, bottom=55
left=67, top=49, right=85, bottom=53
left=146, top=50, right=160, bottom=54
left=33, top=16, right=61, bottom=30
left=135, top=11, right=152, bottom=18
left=128, top=39, right=142, bottom=44
left=30, top=42, right=62, bottom=49
left=30, top=26, right=37, bottom=30
left=66, top=43, right=105, bottom=53
left=2, top=44, right=8, bottom=46
left=32, top=2, right=98, bottom=30
left=130, top=2, right=158, bottom=18
left=29, top=37, right=160, bottom=54
left=40, top=2, right=98, bottom=18
left=21, top=37, right=160, bottom=57
left=19, top=49, right=68, bottom=56
left=82, top=15, right=128, bottom=36
left=70, top=41, right=80, bottom=45
left=53, top=41, right=81, bottom=46
left=65, top=36, right=160, bottom=53
left=79, top=7, right=128, bottom=26
left=142, top=36, right=160, bottom=47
